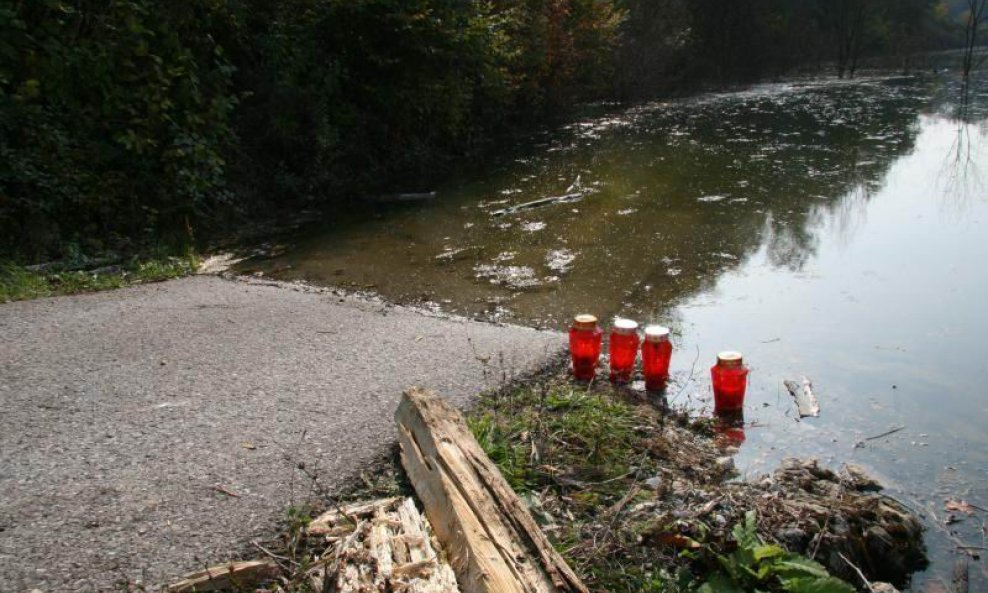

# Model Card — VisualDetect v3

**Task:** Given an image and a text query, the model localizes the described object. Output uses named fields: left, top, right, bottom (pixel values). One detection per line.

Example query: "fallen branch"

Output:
left=493, top=193, right=583, bottom=217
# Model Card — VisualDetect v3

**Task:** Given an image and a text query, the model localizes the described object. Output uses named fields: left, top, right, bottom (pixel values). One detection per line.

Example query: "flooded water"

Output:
left=244, top=67, right=988, bottom=590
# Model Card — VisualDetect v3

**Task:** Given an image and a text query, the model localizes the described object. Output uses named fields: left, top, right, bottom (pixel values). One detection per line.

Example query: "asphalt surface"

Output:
left=0, top=275, right=563, bottom=592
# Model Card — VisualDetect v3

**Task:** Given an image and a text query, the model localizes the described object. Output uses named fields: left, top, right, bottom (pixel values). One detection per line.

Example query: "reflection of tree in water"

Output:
left=938, top=78, right=987, bottom=215
left=688, top=81, right=921, bottom=273
left=582, top=79, right=928, bottom=323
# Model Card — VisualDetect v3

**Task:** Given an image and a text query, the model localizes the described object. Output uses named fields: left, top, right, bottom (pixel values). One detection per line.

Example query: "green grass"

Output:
left=0, top=252, right=199, bottom=303
left=465, top=378, right=858, bottom=593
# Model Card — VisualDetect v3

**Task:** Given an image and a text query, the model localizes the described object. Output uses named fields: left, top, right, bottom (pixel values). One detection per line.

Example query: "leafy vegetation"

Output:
left=0, top=251, right=199, bottom=302
left=466, top=379, right=862, bottom=593
left=1, top=0, right=975, bottom=264
left=698, top=512, right=855, bottom=593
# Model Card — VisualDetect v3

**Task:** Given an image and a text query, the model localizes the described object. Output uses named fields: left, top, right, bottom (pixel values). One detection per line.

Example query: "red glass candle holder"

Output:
left=569, top=314, right=602, bottom=381
left=642, top=325, right=673, bottom=390
left=609, top=318, right=640, bottom=383
left=711, top=351, right=749, bottom=412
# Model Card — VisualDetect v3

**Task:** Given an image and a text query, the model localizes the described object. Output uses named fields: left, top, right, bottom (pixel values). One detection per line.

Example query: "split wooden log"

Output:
left=396, top=387, right=589, bottom=593
left=784, top=377, right=821, bottom=418
left=168, top=559, right=279, bottom=593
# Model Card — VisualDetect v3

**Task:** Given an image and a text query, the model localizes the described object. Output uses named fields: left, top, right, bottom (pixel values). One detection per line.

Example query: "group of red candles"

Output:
left=568, top=314, right=749, bottom=412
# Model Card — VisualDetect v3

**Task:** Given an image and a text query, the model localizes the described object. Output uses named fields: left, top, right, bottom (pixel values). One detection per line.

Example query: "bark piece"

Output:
left=395, top=387, right=589, bottom=593
left=168, top=559, right=279, bottom=593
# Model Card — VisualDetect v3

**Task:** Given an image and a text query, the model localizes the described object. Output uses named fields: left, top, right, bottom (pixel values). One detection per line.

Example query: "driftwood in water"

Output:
left=168, top=559, right=279, bottom=593
left=493, top=193, right=582, bottom=216
left=784, top=377, right=820, bottom=417
left=396, top=387, right=589, bottom=593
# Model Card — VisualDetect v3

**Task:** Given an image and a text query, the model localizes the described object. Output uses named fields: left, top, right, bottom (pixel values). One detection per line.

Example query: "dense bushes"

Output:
left=0, top=0, right=959, bottom=261
left=0, top=1, right=240, bottom=258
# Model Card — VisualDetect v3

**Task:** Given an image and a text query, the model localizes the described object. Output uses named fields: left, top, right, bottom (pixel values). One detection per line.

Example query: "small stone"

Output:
left=776, top=527, right=809, bottom=553
left=844, top=463, right=882, bottom=491
left=715, top=456, right=735, bottom=472
left=644, top=476, right=663, bottom=491
left=872, top=583, right=900, bottom=593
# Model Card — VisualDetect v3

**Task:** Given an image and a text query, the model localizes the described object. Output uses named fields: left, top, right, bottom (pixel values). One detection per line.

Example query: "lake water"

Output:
left=243, top=66, right=987, bottom=590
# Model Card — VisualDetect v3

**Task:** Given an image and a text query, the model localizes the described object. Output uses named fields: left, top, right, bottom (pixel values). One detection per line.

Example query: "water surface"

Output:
left=244, top=68, right=988, bottom=590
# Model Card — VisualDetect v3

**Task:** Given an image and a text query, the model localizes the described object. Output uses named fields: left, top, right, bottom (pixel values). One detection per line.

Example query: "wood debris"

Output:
left=168, top=559, right=279, bottom=593
left=784, top=377, right=820, bottom=418
left=329, top=497, right=460, bottom=593
left=396, top=387, right=589, bottom=593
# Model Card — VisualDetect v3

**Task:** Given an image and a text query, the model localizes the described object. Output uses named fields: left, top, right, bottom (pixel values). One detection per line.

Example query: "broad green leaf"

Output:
left=782, top=576, right=857, bottom=593
left=698, top=572, right=745, bottom=593
left=753, top=544, right=786, bottom=561
left=774, top=556, right=831, bottom=580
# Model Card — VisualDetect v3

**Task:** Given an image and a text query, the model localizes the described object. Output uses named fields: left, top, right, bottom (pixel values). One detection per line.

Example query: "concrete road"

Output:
left=0, top=276, right=563, bottom=592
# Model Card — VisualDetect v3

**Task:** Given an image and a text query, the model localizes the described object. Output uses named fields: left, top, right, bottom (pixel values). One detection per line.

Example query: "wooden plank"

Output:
left=396, top=387, right=589, bottom=593
left=168, top=559, right=279, bottom=593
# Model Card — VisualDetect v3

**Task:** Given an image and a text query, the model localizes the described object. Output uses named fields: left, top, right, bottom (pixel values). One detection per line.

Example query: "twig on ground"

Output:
left=212, top=485, right=240, bottom=498
left=838, top=551, right=874, bottom=592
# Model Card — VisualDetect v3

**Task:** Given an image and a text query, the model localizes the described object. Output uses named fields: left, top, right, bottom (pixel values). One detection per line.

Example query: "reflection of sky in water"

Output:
left=673, top=115, right=987, bottom=589
left=244, top=71, right=988, bottom=589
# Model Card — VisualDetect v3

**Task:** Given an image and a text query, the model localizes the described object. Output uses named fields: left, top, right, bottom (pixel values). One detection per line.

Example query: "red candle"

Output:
left=569, top=314, right=602, bottom=381
left=711, top=351, right=749, bottom=412
left=609, top=318, right=640, bottom=383
left=642, top=325, right=673, bottom=390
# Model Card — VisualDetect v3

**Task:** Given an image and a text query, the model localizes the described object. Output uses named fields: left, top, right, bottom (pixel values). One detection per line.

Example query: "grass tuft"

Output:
left=0, top=252, right=199, bottom=303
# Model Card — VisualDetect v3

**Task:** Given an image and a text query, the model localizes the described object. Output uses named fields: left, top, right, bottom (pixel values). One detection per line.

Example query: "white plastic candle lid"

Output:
left=613, top=318, right=639, bottom=334
left=717, top=351, right=744, bottom=367
left=644, top=325, right=670, bottom=342
left=572, top=314, right=598, bottom=330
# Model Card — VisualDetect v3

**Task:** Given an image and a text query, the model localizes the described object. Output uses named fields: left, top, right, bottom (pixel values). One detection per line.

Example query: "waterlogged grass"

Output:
left=0, top=253, right=199, bottom=303
left=467, top=383, right=640, bottom=493
left=466, top=379, right=857, bottom=593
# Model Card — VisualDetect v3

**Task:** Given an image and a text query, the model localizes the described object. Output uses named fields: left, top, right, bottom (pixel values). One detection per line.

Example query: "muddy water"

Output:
left=244, top=69, right=987, bottom=590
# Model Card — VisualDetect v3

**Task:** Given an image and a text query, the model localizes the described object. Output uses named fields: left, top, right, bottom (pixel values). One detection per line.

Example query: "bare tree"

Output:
left=962, top=0, right=988, bottom=81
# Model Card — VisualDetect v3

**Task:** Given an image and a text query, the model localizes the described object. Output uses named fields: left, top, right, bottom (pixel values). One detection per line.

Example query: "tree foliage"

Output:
left=0, top=0, right=958, bottom=261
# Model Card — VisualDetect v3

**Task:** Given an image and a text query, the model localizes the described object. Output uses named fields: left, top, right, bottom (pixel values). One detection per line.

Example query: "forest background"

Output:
left=0, top=0, right=978, bottom=261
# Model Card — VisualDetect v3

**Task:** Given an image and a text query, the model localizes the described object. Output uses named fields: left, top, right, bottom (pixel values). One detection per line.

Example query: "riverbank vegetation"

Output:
left=245, top=372, right=926, bottom=592
left=0, top=250, right=198, bottom=303
left=0, top=0, right=980, bottom=265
